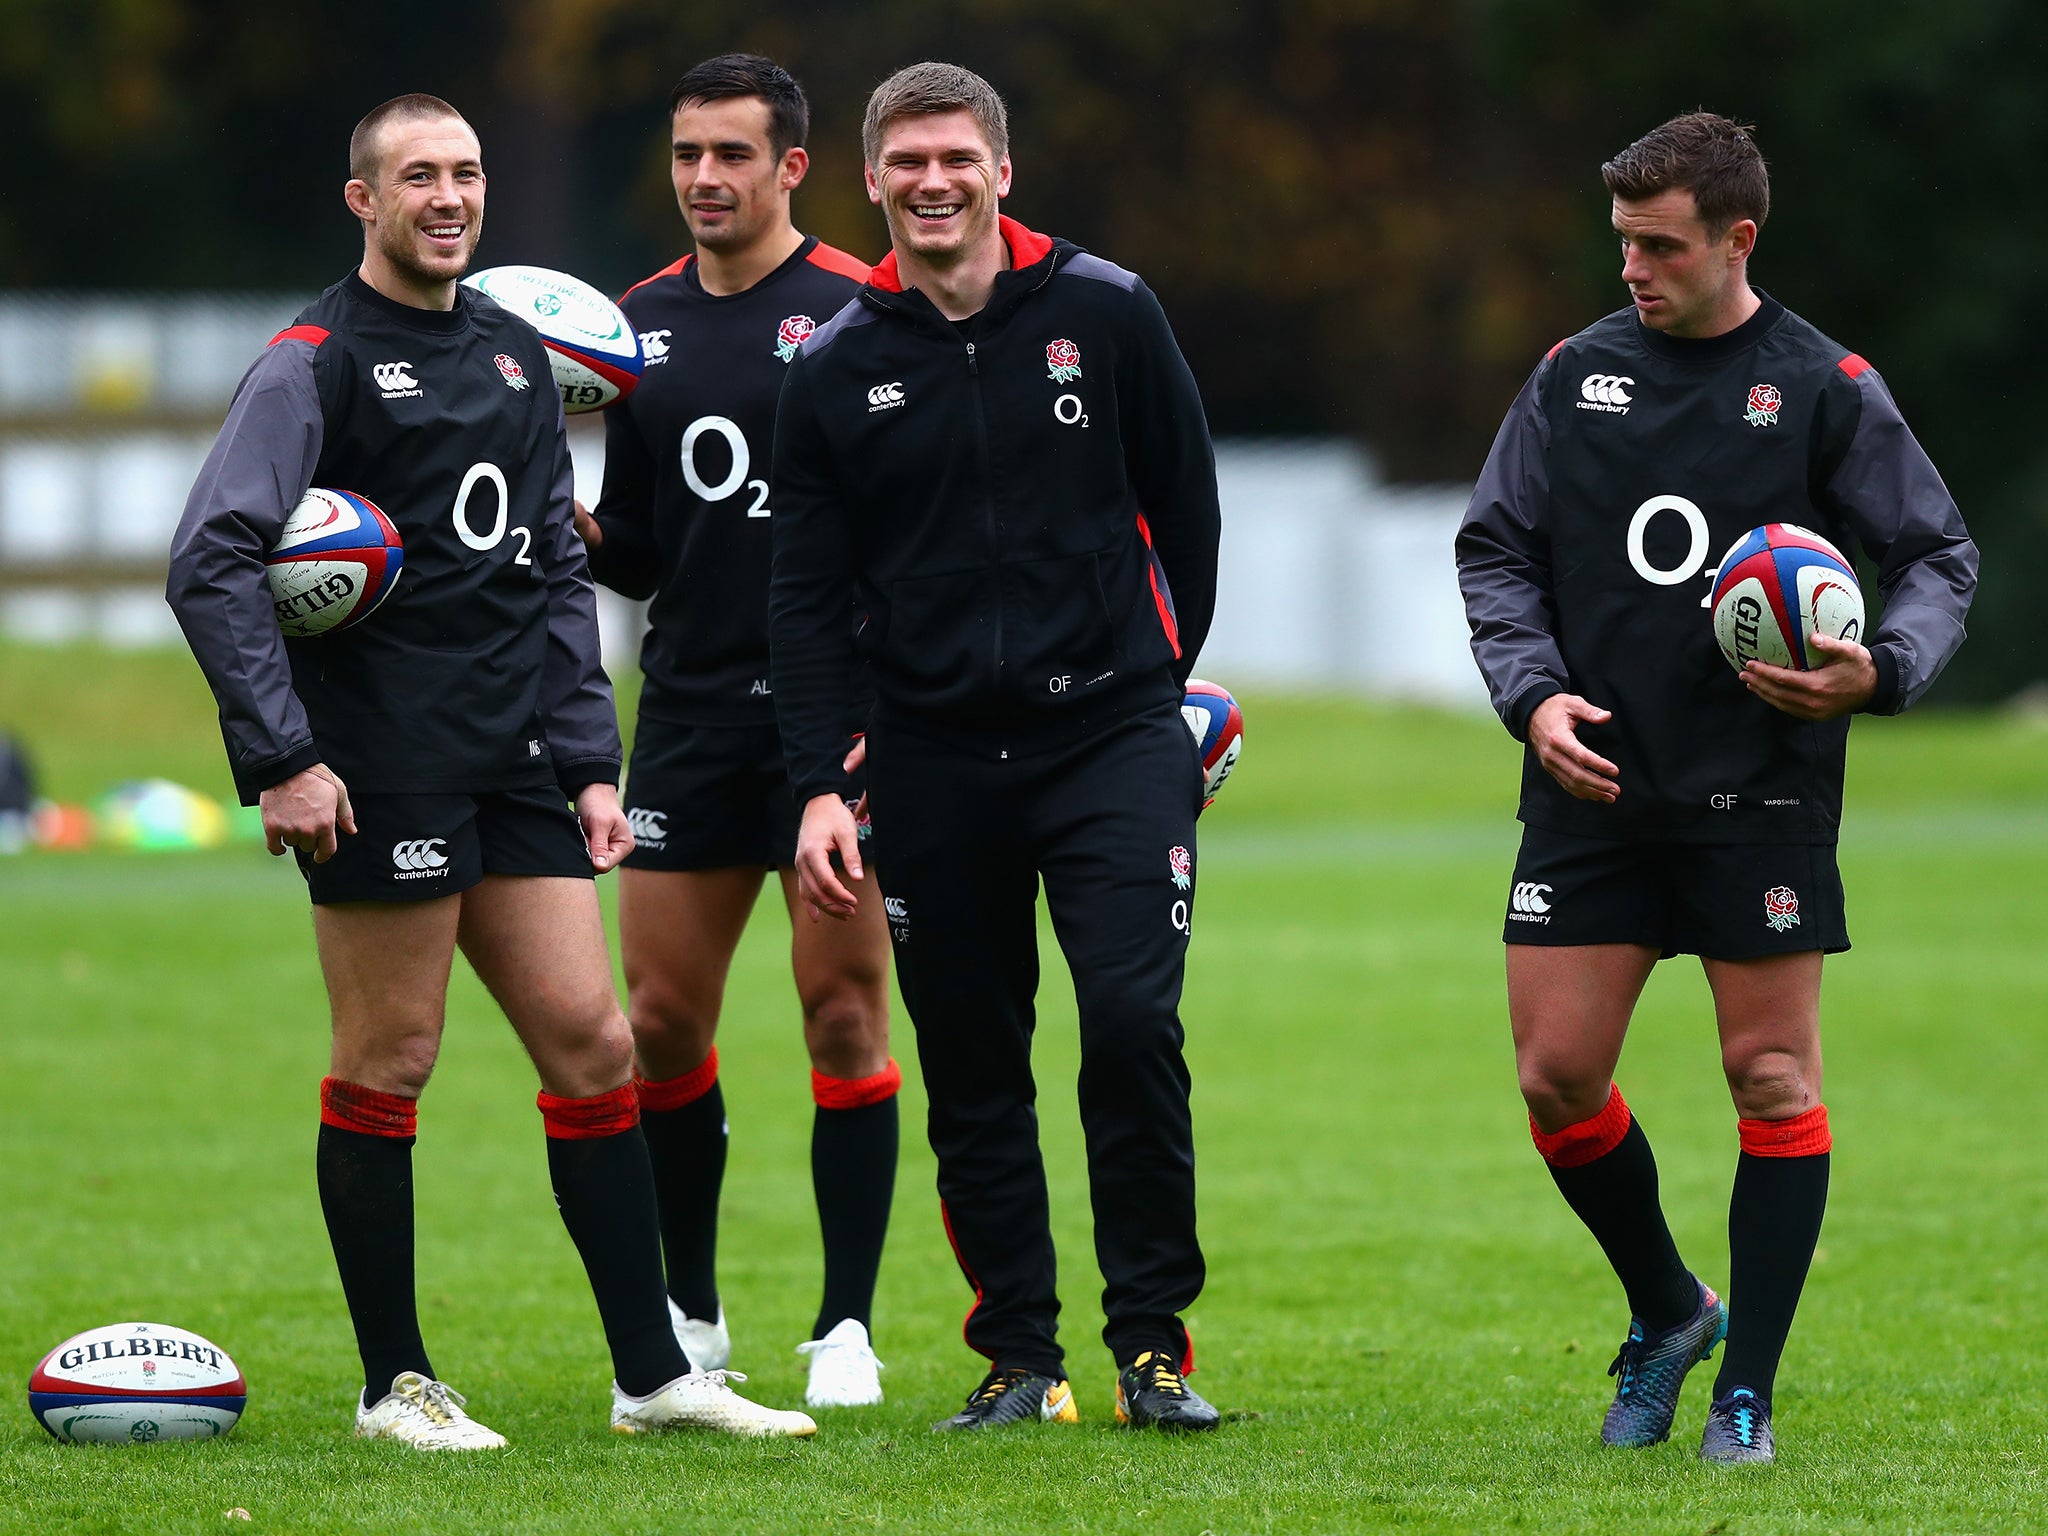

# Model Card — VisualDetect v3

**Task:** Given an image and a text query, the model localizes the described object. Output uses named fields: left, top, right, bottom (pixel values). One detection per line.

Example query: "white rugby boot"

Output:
left=796, top=1318, right=885, bottom=1407
left=611, top=1369, right=817, bottom=1438
left=354, top=1372, right=508, bottom=1450
left=668, top=1299, right=731, bottom=1372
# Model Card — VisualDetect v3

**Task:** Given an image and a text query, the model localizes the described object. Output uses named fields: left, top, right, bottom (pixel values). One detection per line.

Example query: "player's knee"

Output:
left=1721, top=1046, right=1816, bottom=1119
left=627, top=983, right=719, bottom=1065
left=801, top=983, right=888, bottom=1077
left=1517, top=1056, right=1611, bottom=1131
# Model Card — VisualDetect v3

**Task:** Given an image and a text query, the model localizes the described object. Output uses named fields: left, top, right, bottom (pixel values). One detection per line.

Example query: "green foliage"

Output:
left=1, top=674, right=2043, bottom=1531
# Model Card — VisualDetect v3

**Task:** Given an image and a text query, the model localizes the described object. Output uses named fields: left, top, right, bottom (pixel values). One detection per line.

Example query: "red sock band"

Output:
left=320, top=1076, right=417, bottom=1138
left=635, top=1047, right=718, bottom=1113
left=1530, top=1084, right=1632, bottom=1168
left=538, top=1083, right=640, bottom=1140
left=1739, top=1103, right=1831, bottom=1157
left=812, top=1059, right=902, bottom=1110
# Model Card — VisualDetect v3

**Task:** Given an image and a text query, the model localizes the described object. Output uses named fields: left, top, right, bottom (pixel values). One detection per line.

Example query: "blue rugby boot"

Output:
left=1701, top=1387, right=1775, bottom=1464
left=1600, top=1279, right=1728, bottom=1447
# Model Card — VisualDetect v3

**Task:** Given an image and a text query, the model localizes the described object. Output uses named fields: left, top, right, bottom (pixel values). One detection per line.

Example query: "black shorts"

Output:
left=296, top=785, right=591, bottom=904
left=1503, top=825, right=1849, bottom=959
left=621, top=719, right=868, bottom=873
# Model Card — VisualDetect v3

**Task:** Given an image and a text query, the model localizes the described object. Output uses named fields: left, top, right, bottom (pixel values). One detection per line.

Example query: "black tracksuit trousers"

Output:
left=867, top=699, right=1206, bottom=1377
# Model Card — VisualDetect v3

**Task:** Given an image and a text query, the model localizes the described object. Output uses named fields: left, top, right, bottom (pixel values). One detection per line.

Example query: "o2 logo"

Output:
left=681, top=415, right=770, bottom=519
left=1626, top=494, right=1714, bottom=607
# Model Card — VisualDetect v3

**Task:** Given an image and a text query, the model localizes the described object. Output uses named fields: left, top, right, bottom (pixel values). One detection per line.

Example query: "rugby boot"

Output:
left=1115, top=1349, right=1220, bottom=1432
left=668, top=1298, right=731, bottom=1372
left=932, top=1366, right=1078, bottom=1431
left=1701, top=1387, right=1776, bottom=1464
left=611, top=1369, right=816, bottom=1438
left=355, top=1372, right=507, bottom=1450
left=1601, top=1278, right=1728, bottom=1447
left=796, top=1318, right=885, bottom=1407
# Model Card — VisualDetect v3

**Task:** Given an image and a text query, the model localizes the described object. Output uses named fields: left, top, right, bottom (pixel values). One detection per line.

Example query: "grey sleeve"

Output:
left=535, top=398, right=624, bottom=793
left=1455, top=365, right=1568, bottom=740
left=165, top=341, right=325, bottom=803
left=1822, top=367, right=1979, bottom=714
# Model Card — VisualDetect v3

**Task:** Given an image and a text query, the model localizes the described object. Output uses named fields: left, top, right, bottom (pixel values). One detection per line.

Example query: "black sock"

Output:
left=811, top=1095, right=899, bottom=1339
left=316, top=1121, right=434, bottom=1404
left=641, top=1082, right=727, bottom=1321
left=1548, top=1118, right=1699, bottom=1330
left=1714, top=1150, right=1830, bottom=1403
left=545, top=1121, right=691, bottom=1397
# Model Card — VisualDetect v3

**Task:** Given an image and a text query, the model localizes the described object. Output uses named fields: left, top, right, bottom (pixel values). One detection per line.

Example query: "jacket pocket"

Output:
left=1003, top=552, right=1117, bottom=697
left=876, top=568, right=998, bottom=707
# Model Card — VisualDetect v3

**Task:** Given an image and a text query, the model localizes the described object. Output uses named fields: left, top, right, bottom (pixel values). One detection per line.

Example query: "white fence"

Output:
left=0, top=295, right=1488, bottom=708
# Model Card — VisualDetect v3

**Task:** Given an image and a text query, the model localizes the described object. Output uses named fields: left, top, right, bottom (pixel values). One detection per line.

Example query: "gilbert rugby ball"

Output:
left=265, top=486, right=404, bottom=638
left=462, top=265, right=643, bottom=413
left=30, top=1322, right=246, bottom=1443
left=1710, top=523, right=1865, bottom=674
left=1182, top=679, right=1244, bottom=806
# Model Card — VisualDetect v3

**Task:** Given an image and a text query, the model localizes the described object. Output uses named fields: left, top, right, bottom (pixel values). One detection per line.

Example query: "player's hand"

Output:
left=795, top=792, right=864, bottom=922
left=1528, top=693, right=1621, bottom=804
left=1742, top=633, right=1877, bottom=720
left=572, top=498, right=603, bottom=551
left=575, top=783, right=633, bottom=872
left=260, top=763, right=355, bottom=863
left=843, top=734, right=868, bottom=822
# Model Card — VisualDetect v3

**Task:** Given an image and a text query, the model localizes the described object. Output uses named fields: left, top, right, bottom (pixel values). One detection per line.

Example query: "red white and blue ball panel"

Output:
left=264, top=487, right=404, bottom=638
left=1182, top=679, right=1244, bottom=803
left=1710, top=523, right=1864, bottom=674
left=461, top=265, right=645, bottom=413
left=29, top=1322, right=246, bottom=1443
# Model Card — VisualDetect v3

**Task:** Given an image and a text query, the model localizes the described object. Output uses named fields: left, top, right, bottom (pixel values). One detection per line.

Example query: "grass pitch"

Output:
left=1, top=642, right=2044, bottom=1533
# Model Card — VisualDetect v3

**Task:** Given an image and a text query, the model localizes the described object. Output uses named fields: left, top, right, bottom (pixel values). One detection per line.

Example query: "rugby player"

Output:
left=769, top=63, right=1224, bottom=1432
left=574, top=53, right=895, bottom=1408
left=168, top=94, right=815, bottom=1446
left=1457, top=112, right=1977, bottom=1463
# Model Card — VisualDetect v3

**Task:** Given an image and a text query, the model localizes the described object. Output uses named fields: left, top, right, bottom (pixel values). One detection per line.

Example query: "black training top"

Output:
left=168, top=271, right=620, bottom=805
left=1457, top=293, right=1978, bottom=844
left=587, top=236, right=872, bottom=726
left=769, top=217, right=1222, bottom=803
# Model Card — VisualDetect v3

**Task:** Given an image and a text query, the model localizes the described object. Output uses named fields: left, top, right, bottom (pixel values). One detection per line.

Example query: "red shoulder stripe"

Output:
left=618, top=254, right=693, bottom=307
left=1838, top=353, right=1871, bottom=379
left=1544, top=337, right=1568, bottom=362
left=269, top=324, right=330, bottom=348
left=806, top=242, right=874, bottom=282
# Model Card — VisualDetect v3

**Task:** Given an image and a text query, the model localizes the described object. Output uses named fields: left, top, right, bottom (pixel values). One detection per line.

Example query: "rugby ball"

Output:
left=265, top=486, right=404, bottom=638
left=1710, top=524, right=1865, bottom=673
left=1182, top=679, right=1244, bottom=807
left=462, top=265, right=643, bottom=413
left=30, top=1322, right=246, bottom=1443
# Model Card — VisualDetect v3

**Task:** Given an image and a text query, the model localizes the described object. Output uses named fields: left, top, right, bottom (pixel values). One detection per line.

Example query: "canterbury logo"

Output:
left=391, top=839, right=448, bottom=871
left=625, top=808, right=667, bottom=841
left=1579, top=373, right=1633, bottom=406
left=373, top=361, right=420, bottom=393
left=866, top=381, right=905, bottom=411
left=1511, top=881, right=1553, bottom=914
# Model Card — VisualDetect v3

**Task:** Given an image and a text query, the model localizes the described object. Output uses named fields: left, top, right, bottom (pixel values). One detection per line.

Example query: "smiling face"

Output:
left=345, top=115, right=484, bottom=303
left=1612, top=187, right=1757, bottom=337
left=864, top=108, right=1010, bottom=269
left=672, top=94, right=806, bottom=255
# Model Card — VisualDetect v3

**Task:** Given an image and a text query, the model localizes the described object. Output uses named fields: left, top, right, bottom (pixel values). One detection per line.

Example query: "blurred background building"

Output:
left=1, top=0, right=2040, bottom=704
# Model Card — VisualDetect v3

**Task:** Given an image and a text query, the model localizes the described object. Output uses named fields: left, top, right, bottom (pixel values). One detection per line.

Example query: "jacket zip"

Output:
left=963, top=338, right=1006, bottom=753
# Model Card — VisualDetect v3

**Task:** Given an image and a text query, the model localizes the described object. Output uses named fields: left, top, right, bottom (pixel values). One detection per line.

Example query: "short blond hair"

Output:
left=861, top=62, right=1008, bottom=166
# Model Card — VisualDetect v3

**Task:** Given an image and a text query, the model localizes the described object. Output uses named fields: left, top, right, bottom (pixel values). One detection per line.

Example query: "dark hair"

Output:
left=862, top=61, right=1008, bottom=166
left=1601, top=112, right=1770, bottom=232
left=667, top=54, right=809, bottom=158
left=349, top=94, right=468, bottom=183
